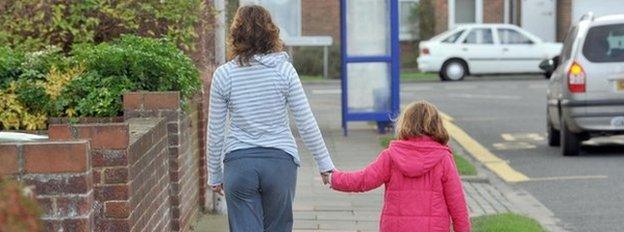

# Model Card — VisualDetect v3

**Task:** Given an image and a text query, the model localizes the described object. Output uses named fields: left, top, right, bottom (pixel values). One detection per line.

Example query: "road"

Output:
left=306, top=75, right=624, bottom=232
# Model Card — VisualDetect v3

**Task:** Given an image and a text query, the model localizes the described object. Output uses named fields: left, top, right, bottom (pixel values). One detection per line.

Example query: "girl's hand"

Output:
left=211, top=184, right=224, bottom=196
left=321, top=171, right=332, bottom=185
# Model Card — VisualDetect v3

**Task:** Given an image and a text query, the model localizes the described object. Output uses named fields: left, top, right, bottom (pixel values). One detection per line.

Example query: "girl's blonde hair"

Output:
left=395, top=100, right=449, bottom=144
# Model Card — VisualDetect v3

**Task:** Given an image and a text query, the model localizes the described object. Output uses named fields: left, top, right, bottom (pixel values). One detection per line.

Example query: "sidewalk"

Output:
left=194, top=84, right=524, bottom=231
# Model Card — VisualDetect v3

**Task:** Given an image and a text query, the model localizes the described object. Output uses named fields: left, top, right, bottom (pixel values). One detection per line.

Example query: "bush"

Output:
left=0, top=178, right=42, bottom=232
left=0, top=35, right=201, bottom=129
left=292, top=45, right=341, bottom=79
left=0, top=0, right=208, bottom=52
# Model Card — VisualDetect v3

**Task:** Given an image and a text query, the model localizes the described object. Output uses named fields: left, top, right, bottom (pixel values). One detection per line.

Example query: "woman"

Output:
left=207, top=5, right=335, bottom=232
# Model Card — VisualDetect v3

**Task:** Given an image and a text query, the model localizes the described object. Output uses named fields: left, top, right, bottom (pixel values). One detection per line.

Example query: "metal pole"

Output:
left=323, top=45, right=329, bottom=79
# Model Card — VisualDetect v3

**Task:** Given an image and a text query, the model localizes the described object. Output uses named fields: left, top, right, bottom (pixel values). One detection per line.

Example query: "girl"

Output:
left=207, top=5, right=334, bottom=232
left=331, top=100, right=471, bottom=232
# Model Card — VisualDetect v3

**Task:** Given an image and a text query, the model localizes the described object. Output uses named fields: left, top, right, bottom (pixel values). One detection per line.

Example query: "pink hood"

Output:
left=388, top=137, right=451, bottom=178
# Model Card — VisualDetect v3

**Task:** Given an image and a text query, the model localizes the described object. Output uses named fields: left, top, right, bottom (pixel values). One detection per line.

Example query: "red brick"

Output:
left=93, top=169, right=102, bottom=185
left=95, top=219, right=130, bottom=231
left=23, top=141, right=89, bottom=173
left=57, top=195, right=93, bottom=217
left=0, top=144, right=19, bottom=175
left=105, top=201, right=130, bottom=219
left=42, top=219, right=62, bottom=232
left=123, top=92, right=144, bottom=110
left=48, top=124, right=73, bottom=140
left=24, top=174, right=91, bottom=195
left=75, top=124, right=129, bottom=149
left=103, top=168, right=128, bottom=184
left=37, top=197, right=55, bottom=217
left=95, top=184, right=130, bottom=201
left=92, top=150, right=128, bottom=167
left=143, top=92, right=180, bottom=110
left=62, top=218, right=91, bottom=232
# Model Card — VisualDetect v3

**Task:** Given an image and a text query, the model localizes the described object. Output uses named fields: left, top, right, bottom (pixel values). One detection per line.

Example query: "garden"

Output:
left=0, top=0, right=209, bottom=131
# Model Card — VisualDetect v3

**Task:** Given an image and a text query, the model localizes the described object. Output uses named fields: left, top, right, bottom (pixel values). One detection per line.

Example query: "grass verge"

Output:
left=400, top=71, right=438, bottom=82
left=379, top=135, right=476, bottom=176
left=300, top=75, right=324, bottom=82
left=472, top=213, right=546, bottom=232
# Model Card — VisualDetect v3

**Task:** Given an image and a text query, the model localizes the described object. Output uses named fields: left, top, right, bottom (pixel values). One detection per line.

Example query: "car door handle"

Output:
left=462, top=47, right=468, bottom=51
left=502, top=48, right=509, bottom=52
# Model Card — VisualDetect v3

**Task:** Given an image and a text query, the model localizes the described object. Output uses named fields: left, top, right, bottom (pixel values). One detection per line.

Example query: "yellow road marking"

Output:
left=524, top=175, right=608, bottom=182
left=442, top=114, right=530, bottom=183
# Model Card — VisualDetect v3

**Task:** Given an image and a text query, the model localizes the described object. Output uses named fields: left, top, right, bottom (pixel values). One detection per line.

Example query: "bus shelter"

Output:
left=340, top=0, right=400, bottom=135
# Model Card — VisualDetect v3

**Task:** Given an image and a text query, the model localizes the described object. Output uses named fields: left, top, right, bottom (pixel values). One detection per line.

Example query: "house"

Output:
left=430, top=0, right=624, bottom=42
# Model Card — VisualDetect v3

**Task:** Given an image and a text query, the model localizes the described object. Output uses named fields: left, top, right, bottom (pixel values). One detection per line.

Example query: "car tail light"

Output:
left=568, top=62, right=586, bottom=93
left=421, top=48, right=430, bottom=55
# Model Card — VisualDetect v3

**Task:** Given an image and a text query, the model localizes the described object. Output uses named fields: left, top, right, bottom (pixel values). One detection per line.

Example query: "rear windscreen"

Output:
left=583, top=24, right=624, bottom=62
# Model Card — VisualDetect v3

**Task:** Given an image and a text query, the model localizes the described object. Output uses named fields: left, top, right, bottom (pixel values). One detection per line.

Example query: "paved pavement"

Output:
left=193, top=78, right=550, bottom=231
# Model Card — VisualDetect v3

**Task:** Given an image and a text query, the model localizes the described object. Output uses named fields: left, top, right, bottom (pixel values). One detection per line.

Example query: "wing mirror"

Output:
left=539, top=56, right=560, bottom=72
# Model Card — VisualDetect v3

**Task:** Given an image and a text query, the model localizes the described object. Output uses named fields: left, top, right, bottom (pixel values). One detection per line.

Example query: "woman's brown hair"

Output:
left=395, top=100, right=450, bottom=144
left=227, top=5, right=283, bottom=66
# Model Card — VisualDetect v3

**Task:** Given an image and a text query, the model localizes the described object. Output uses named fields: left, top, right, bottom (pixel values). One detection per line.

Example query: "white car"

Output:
left=417, top=24, right=563, bottom=81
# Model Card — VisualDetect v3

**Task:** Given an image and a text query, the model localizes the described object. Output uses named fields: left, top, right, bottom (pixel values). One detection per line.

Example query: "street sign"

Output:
left=340, top=0, right=400, bottom=135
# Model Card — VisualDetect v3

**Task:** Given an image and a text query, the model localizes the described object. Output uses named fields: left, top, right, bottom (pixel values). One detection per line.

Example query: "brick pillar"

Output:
left=50, top=123, right=133, bottom=231
left=0, top=141, right=95, bottom=232
left=123, top=92, right=202, bottom=232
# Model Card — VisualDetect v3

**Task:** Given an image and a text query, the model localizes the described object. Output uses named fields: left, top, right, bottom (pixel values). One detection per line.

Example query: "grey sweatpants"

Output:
left=223, top=147, right=298, bottom=232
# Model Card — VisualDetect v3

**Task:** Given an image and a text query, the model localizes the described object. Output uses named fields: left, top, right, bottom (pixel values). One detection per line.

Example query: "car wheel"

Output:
left=544, top=72, right=552, bottom=79
left=560, top=118, right=580, bottom=156
left=441, top=60, right=466, bottom=81
left=547, top=117, right=560, bottom=147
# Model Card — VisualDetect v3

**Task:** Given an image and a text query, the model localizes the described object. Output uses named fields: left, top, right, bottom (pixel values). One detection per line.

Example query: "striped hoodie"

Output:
left=208, top=52, right=335, bottom=185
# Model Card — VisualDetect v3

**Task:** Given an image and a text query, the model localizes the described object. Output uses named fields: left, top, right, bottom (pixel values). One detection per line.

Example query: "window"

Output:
left=399, top=0, right=419, bottom=41
left=583, top=24, right=624, bottom=63
left=455, top=0, right=476, bottom=24
left=498, top=28, right=533, bottom=44
left=240, top=0, right=301, bottom=38
left=464, top=28, right=493, bottom=44
left=442, top=30, right=465, bottom=43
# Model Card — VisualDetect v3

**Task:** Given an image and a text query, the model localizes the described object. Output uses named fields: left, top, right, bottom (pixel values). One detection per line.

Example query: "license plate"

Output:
left=618, top=80, right=624, bottom=91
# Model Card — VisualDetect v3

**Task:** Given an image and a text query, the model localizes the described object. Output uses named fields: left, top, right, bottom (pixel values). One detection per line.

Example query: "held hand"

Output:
left=321, top=172, right=332, bottom=185
left=211, top=184, right=224, bottom=196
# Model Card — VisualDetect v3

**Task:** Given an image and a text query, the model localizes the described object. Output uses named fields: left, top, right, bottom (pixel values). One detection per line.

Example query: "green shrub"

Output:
left=0, top=35, right=201, bottom=129
left=0, top=178, right=42, bottom=232
left=0, top=47, right=24, bottom=87
left=72, top=35, right=201, bottom=107
left=418, top=0, right=436, bottom=40
left=292, top=45, right=341, bottom=79
left=0, top=0, right=208, bottom=52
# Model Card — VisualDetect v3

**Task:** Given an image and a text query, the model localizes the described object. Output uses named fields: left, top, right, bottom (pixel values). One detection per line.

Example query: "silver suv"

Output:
left=543, top=13, right=624, bottom=156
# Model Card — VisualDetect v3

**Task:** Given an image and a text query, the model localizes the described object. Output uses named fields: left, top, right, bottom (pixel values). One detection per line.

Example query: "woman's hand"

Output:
left=321, top=171, right=332, bottom=185
left=211, top=184, right=224, bottom=196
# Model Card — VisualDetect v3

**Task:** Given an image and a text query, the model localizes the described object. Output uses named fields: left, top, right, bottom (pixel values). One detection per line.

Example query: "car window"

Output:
left=442, top=30, right=465, bottom=43
left=560, top=26, right=578, bottom=61
left=463, top=28, right=493, bottom=44
left=498, top=28, right=534, bottom=44
left=583, top=23, right=624, bottom=63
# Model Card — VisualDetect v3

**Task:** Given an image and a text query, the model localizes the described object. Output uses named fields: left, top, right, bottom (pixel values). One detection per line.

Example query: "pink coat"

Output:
left=331, top=137, right=471, bottom=232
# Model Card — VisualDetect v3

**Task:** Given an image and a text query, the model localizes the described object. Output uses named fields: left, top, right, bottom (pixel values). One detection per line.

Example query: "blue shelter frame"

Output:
left=340, top=0, right=400, bottom=135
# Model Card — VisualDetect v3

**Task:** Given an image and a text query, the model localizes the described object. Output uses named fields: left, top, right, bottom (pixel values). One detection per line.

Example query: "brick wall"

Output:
left=301, top=0, right=340, bottom=42
left=0, top=90, right=208, bottom=232
left=433, top=0, right=449, bottom=35
left=48, top=117, right=171, bottom=232
left=0, top=141, right=94, bottom=232
left=557, top=0, right=572, bottom=41
left=483, top=0, right=504, bottom=23
left=123, top=92, right=203, bottom=232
